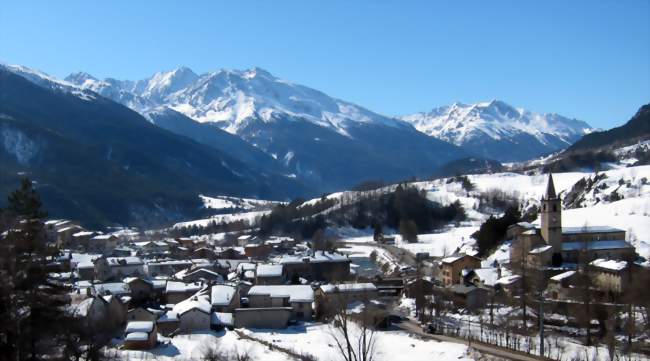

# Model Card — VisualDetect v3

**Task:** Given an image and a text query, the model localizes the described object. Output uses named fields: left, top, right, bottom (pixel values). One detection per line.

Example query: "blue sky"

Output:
left=1, top=1, right=648, bottom=128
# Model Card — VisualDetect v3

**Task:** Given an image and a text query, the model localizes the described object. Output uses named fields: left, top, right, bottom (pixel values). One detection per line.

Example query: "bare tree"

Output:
left=329, top=293, right=378, bottom=361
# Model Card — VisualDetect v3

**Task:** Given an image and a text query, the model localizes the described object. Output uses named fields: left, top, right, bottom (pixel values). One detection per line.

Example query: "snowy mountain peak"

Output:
left=401, top=100, right=594, bottom=161
left=66, top=65, right=406, bottom=135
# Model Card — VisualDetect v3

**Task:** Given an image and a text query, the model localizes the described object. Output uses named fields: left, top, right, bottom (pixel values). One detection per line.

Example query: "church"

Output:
left=509, top=174, right=636, bottom=269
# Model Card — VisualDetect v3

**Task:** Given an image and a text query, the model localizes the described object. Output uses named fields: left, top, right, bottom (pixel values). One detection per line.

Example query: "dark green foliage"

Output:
left=434, top=157, right=504, bottom=178
left=257, top=185, right=466, bottom=239
left=0, top=179, right=70, bottom=360
left=543, top=150, right=617, bottom=173
left=399, top=219, right=418, bottom=243
left=7, top=178, right=46, bottom=219
left=473, top=205, right=521, bottom=256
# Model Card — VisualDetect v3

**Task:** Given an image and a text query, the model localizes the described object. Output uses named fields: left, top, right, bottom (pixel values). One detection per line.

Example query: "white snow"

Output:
left=401, top=100, right=591, bottom=149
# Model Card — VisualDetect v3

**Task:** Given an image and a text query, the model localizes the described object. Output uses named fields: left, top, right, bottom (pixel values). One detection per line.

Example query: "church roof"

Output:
left=545, top=173, right=557, bottom=199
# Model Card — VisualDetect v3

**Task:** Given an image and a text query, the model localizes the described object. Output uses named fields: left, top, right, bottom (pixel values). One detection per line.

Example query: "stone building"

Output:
left=509, top=174, right=635, bottom=269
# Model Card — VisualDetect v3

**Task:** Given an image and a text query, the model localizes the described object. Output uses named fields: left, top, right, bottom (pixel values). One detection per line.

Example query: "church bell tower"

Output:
left=541, top=173, right=562, bottom=255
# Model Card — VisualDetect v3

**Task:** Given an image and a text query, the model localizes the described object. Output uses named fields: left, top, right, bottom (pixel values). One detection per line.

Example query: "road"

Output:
left=395, top=318, right=550, bottom=361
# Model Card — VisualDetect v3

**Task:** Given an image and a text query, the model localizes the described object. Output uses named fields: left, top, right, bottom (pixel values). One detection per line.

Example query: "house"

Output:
left=72, top=231, right=95, bottom=249
left=404, top=277, right=434, bottom=298
left=93, top=282, right=131, bottom=297
left=216, top=247, right=246, bottom=259
left=245, top=243, right=273, bottom=259
left=247, top=285, right=314, bottom=321
left=102, top=294, right=127, bottom=329
left=510, top=174, right=634, bottom=267
left=279, top=251, right=351, bottom=282
left=94, top=257, right=144, bottom=281
left=146, top=260, right=193, bottom=277
left=123, top=321, right=157, bottom=350
left=255, top=264, right=284, bottom=285
left=192, top=247, right=217, bottom=260
left=69, top=296, right=108, bottom=326
left=373, top=277, right=404, bottom=297
left=124, top=277, right=155, bottom=303
left=156, top=311, right=180, bottom=336
left=77, top=262, right=96, bottom=280
left=464, top=268, right=501, bottom=289
left=449, top=284, right=489, bottom=310
left=546, top=270, right=577, bottom=301
left=211, top=284, right=240, bottom=312
left=165, top=281, right=203, bottom=304
left=589, top=259, right=630, bottom=294
left=89, top=234, right=118, bottom=254
left=233, top=308, right=292, bottom=329
left=127, top=307, right=161, bottom=322
left=57, top=225, right=83, bottom=247
left=179, top=268, right=224, bottom=284
left=439, top=254, right=481, bottom=286
left=172, top=289, right=212, bottom=333
left=494, top=275, right=522, bottom=297
left=316, top=283, right=378, bottom=318
left=134, top=241, right=169, bottom=255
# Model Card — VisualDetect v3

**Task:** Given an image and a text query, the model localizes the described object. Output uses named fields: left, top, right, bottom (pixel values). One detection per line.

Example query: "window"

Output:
left=552, top=205, right=557, bottom=212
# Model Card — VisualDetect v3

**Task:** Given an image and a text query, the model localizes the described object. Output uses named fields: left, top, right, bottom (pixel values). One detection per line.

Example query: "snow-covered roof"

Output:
left=278, top=251, right=349, bottom=265
left=561, top=240, right=632, bottom=251
left=172, top=290, right=211, bottom=315
left=236, top=262, right=257, bottom=272
left=441, top=255, right=462, bottom=264
left=106, top=257, right=143, bottom=266
left=147, top=259, right=193, bottom=266
left=516, top=222, right=535, bottom=229
left=550, top=271, right=576, bottom=282
left=495, top=275, right=521, bottom=286
left=92, top=234, right=117, bottom=240
left=590, top=259, right=628, bottom=271
left=256, top=264, right=283, bottom=277
left=77, top=262, right=95, bottom=269
left=471, top=268, right=500, bottom=287
left=529, top=245, right=553, bottom=254
left=248, top=285, right=314, bottom=303
left=157, top=311, right=178, bottom=323
left=165, top=281, right=202, bottom=294
left=125, top=321, right=154, bottom=333
left=94, top=282, right=130, bottom=295
left=125, top=332, right=149, bottom=341
left=562, top=226, right=625, bottom=235
left=522, top=230, right=538, bottom=235
left=73, top=231, right=94, bottom=237
left=211, top=285, right=237, bottom=306
left=320, top=283, right=377, bottom=294
left=211, top=312, right=234, bottom=326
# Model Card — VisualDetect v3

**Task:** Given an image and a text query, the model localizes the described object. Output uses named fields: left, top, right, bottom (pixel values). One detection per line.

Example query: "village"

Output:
left=22, top=173, right=645, bottom=360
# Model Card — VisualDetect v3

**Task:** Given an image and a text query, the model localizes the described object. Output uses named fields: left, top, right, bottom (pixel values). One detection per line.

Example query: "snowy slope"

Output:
left=401, top=100, right=593, bottom=161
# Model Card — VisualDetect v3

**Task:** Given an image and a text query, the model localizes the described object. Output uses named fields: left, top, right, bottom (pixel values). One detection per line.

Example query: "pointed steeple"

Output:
left=545, top=173, right=557, bottom=199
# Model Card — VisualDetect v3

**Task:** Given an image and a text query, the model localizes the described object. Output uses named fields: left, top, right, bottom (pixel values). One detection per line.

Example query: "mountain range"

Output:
left=1, top=63, right=604, bottom=226
left=401, top=100, right=593, bottom=162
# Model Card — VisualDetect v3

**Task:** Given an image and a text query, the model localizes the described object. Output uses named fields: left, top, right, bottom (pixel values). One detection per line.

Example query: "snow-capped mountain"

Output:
left=68, top=66, right=406, bottom=136
left=66, top=66, right=468, bottom=189
left=401, top=100, right=593, bottom=162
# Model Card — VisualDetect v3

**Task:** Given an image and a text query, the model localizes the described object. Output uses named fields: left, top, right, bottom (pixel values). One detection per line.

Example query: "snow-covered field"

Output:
left=173, top=210, right=270, bottom=229
left=108, top=323, right=471, bottom=361
left=199, top=195, right=280, bottom=211
left=109, top=330, right=288, bottom=361
left=242, top=322, right=471, bottom=361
